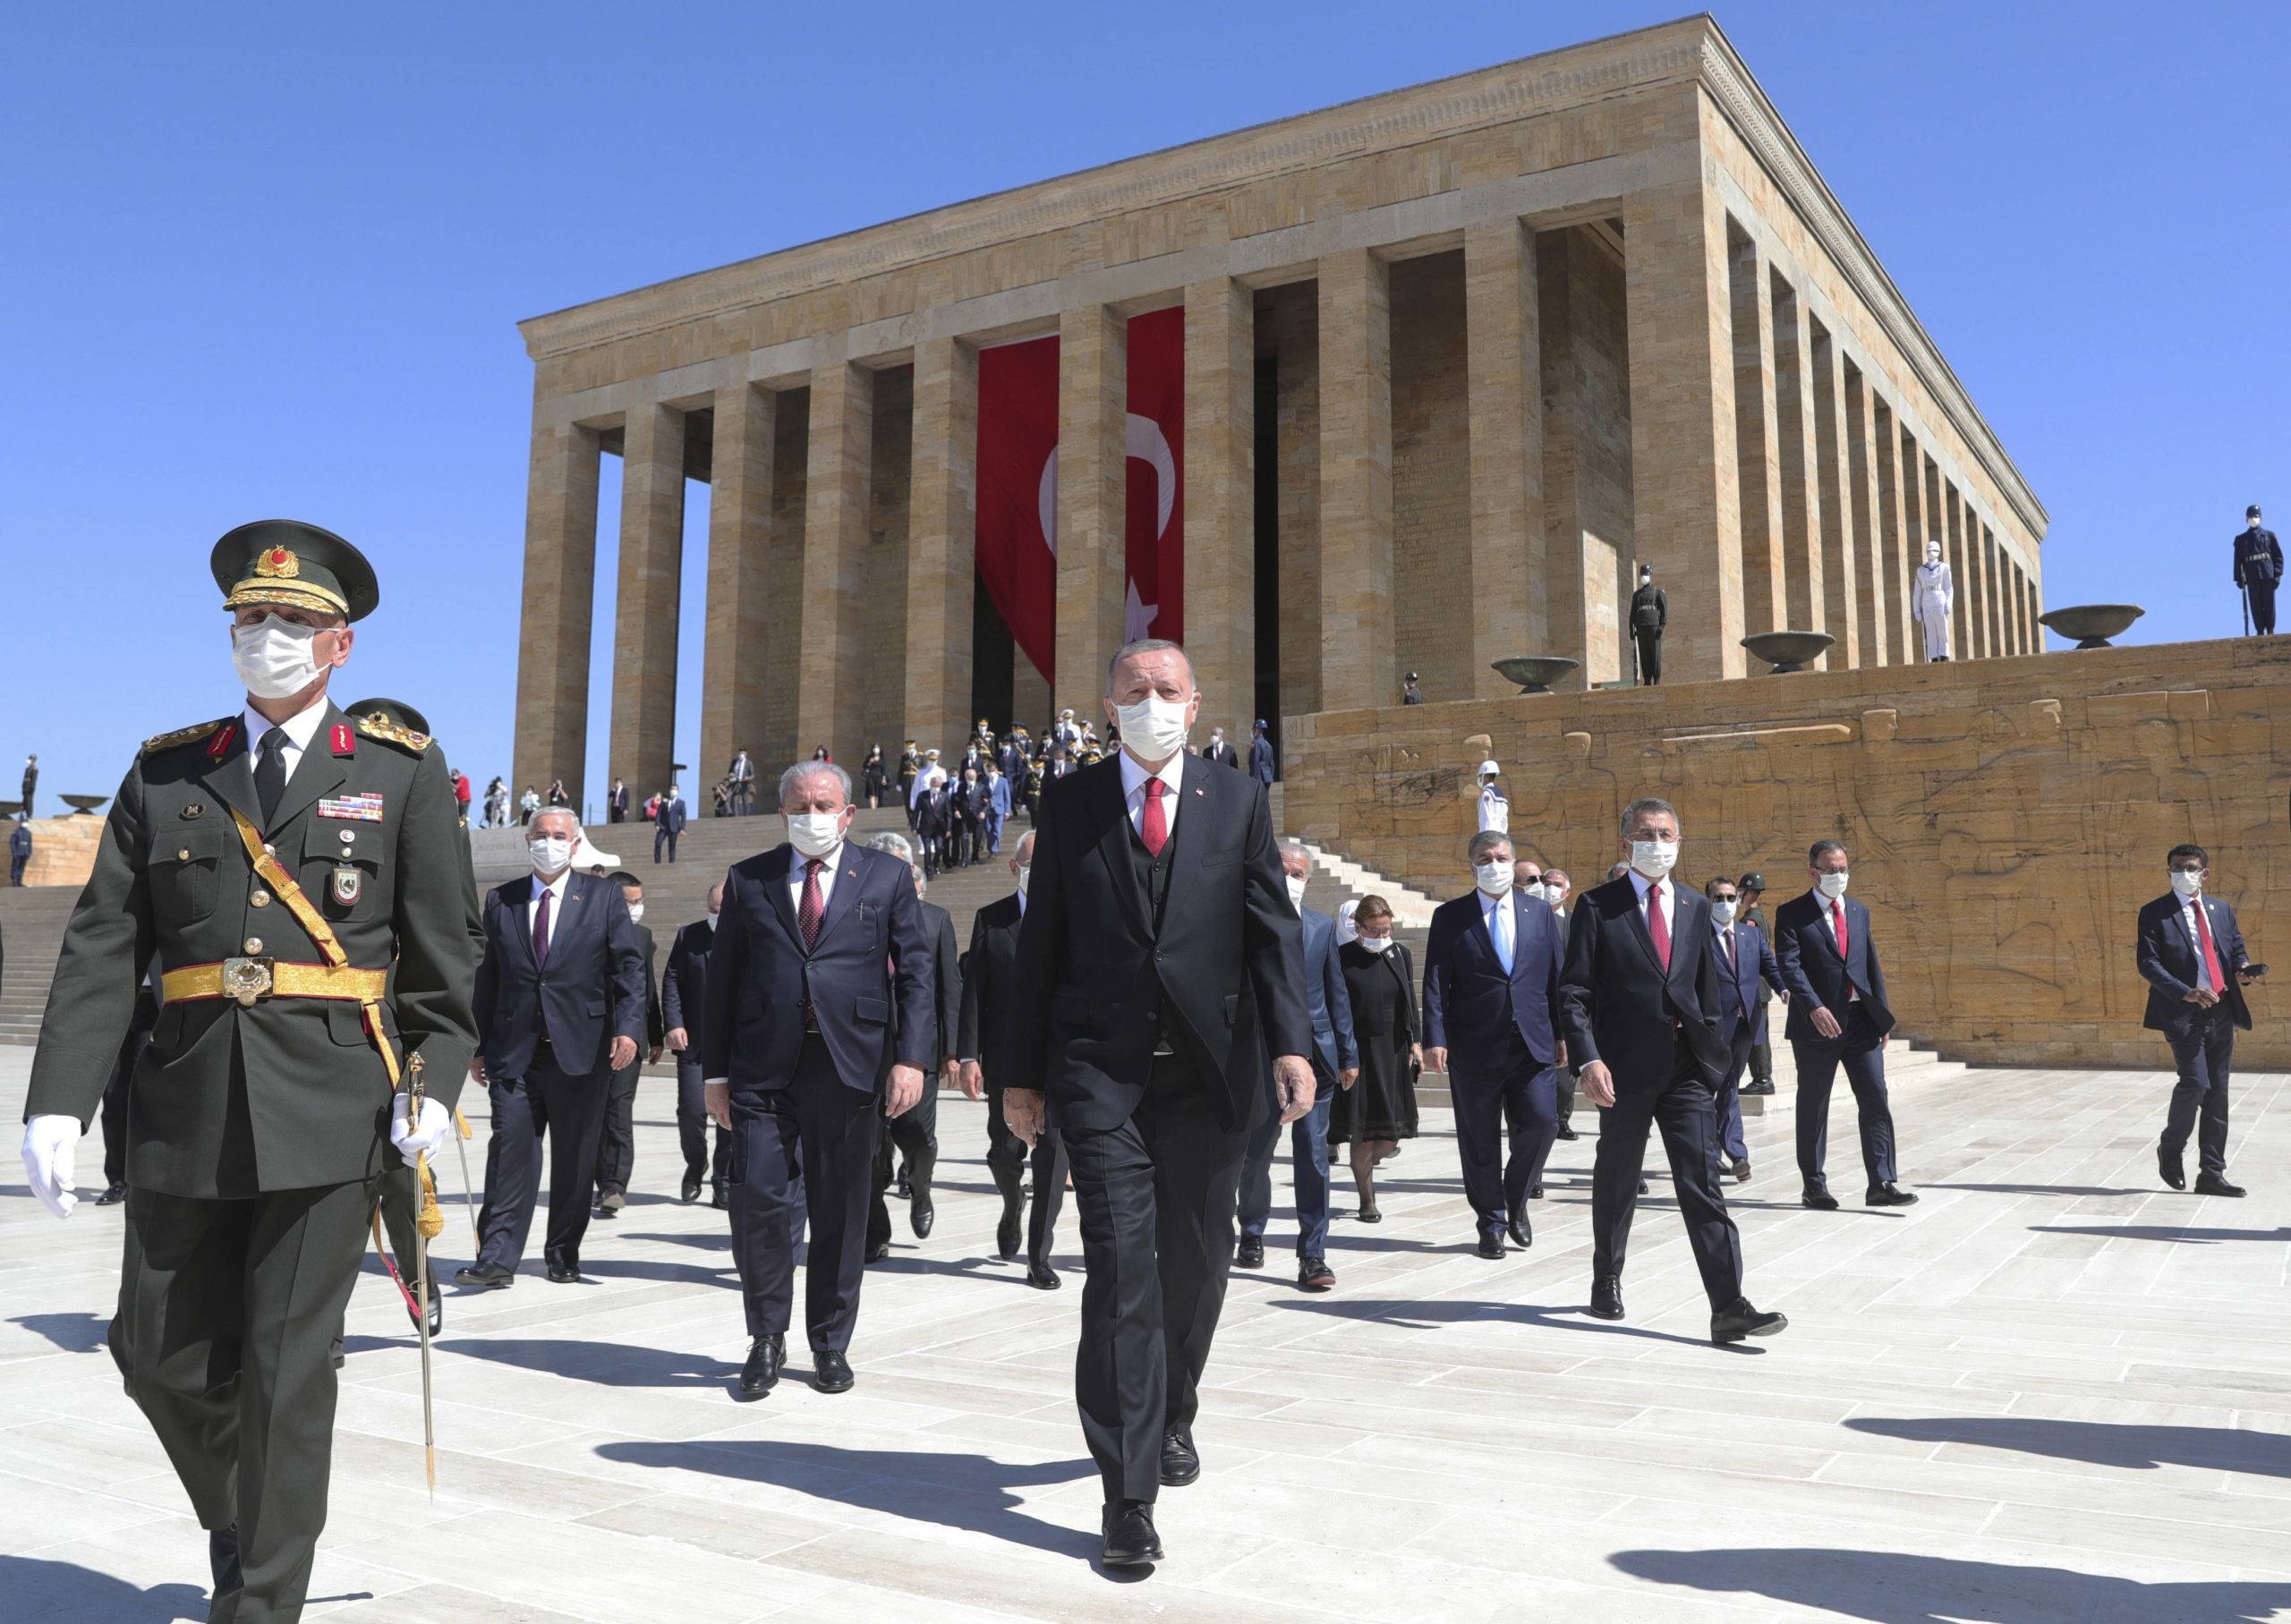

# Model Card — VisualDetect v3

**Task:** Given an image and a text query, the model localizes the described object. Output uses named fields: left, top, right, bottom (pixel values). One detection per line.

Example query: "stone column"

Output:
left=1984, top=527, right=2006, bottom=657
left=609, top=401, right=686, bottom=802
left=1810, top=323, right=1859, bottom=668
left=1625, top=177, right=1743, bottom=681
left=797, top=355, right=874, bottom=763
left=1463, top=217, right=1544, bottom=693
left=1844, top=366, right=1888, bottom=664
left=1943, top=480, right=1972, bottom=660
left=1318, top=249, right=1394, bottom=710
left=1877, top=411, right=1917, bottom=661
left=1055, top=303, right=1127, bottom=714
left=1270, top=286, right=1322, bottom=717
left=906, top=336, right=978, bottom=766
left=1770, top=274, right=1826, bottom=649
left=1729, top=227, right=1787, bottom=641
left=1185, top=278, right=1256, bottom=738
left=702, top=383, right=777, bottom=786
left=513, top=416, right=600, bottom=800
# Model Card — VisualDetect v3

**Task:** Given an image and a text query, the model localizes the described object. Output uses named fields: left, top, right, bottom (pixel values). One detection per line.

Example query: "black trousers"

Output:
left=1064, top=1056, right=1250, bottom=1504
left=653, top=825, right=678, bottom=862
left=987, top=1085, right=1069, bottom=1267
left=2251, top=580, right=2278, bottom=635
left=473, top=1046, right=610, bottom=1272
left=728, top=1035, right=879, bottom=1349
left=1635, top=628, right=1663, bottom=684
left=113, top=1178, right=375, bottom=1623
left=1790, top=1005, right=1898, bottom=1191
left=1589, top=1042, right=1744, bottom=1308
left=2162, top=1012, right=2236, bottom=1176
left=593, top=1058, right=643, bottom=1198
left=1450, top=1035, right=1558, bottom=1237
left=674, top=1054, right=733, bottom=1186
left=866, top=1071, right=941, bottom=1251
left=1747, top=999, right=1775, bottom=1087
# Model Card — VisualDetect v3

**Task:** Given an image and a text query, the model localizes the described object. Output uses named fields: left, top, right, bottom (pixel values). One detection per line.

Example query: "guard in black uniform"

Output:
left=2236, top=505, right=2281, bottom=636
left=1631, top=565, right=1667, bottom=685
left=19, top=523, right=478, bottom=1621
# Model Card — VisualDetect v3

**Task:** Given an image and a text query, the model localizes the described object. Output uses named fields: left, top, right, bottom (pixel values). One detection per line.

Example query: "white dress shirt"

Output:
left=1118, top=750, right=1185, bottom=843
left=1480, top=888, right=1515, bottom=975
left=790, top=843, right=846, bottom=914
left=1626, top=868, right=1674, bottom=944
left=242, top=694, right=329, bottom=786
left=525, top=869, right=570, bottom=951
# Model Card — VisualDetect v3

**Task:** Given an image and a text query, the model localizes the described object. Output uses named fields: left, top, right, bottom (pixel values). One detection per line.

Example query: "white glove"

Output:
left=389, top=1097, right=453, bottom=1169
left=21, top=1115, right=82, bottom=1220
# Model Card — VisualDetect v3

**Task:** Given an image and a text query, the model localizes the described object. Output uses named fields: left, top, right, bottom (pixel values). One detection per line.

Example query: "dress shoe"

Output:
left=2158, top=1146, right=2186, bottom=1190
left=1742, top=1079, right=1776, bottom=1096
left=1801, top=1186, right=1840, bottom=1211
left=1711, top=1297, right=1788, bottom=1344
left=681, top=1171, right=703, bottom=1203
left=996, top=1190, right=1024, bottom=1259
left=711, top=1182, right=730, bottom=1211
left=1101, top=1499, right=1163, bottom=1567
left=1159, top=1429, right=1201, bottom=1486
left=909, top=1192, right=935, bottom=1239
left=1554, top=1122, right=1580, bottom=1141
left=412, top=1284, right=443, bottom=1338
left=813, top=1350, right=856, bottom=1393
left=1236, top=1236, right=1265, bottom=1269
left=600, top=1188, right=626, bottom=1214
left=1731, top=1158, right=1752, bottom=1184
left=94, top=1181, right=128, bottom=1206
left=209, top=1525, right=243, bottom=1597
left=1638, top=1178, right=1649, bottom=1195
left=1529, top=1183, right=1544, bottom=1200
left=1357, top=1204, right=1382, bottom=1223
left=592, top=1202, right=618, bottom=1221
left=1476, top=1235, right=1506, bottom=1260
left=1298, top=1255, right=1335, bottom=1292
left=2194, top=1173, right=2248, bottom=1197
left=1588, top=1275, right=1624, bottom=1320
left=737, top=1334, right=785, bottom=1399
left=1866, top=1182, right=1919, bottom=1207
left=456, top=1261, right=515, bottom=1289
left=1506, top=1213, right=1533, bottom=1250
left=864, top=1238, right=892, bottom=1263
left=1025, top=1260, right=1060, bottom=1289
left=545, top=1261, right=583, bottom=1284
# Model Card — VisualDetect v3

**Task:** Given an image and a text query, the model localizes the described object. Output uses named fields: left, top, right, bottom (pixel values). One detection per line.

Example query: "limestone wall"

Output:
left=1282, top=639, right=2290, bottom=1068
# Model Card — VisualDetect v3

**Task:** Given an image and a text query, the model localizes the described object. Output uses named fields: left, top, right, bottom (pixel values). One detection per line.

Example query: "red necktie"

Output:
left=1141, top=778, right=1169, bottom=857
left=1647, top=881, right=1671, bottom=972
left=532, top=887, right=552, bottom=966
left=1832, top=897, right=1849, bottom=964
left=2193, top=900, right=2227, bottom=992
left=800, top=858, right=825, bottom=950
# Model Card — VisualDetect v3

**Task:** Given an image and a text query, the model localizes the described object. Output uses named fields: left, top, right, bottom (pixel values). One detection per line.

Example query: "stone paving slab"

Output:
left=4, top=1049, right=2288, bottom=1621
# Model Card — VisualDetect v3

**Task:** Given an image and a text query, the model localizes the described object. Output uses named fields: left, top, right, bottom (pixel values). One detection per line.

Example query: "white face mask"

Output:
left=707, top=906, right=720, bottom=921
left=2170, top=870, right=2203, bottom=898
left=1630, top=838, right=1679, bottom=880
left=529, top=837, right=573, bottom=875
left=1474, top=861, right=1512, bottom=897
left=1815, top=871, right=1849, bottom=900
left=1518, top=881, right=1547, bottom=904
left=232, top=614, right=325, bottom=700
left=626, top=903, right=644, bottom=923
left=1285, top=875, right=1308, bottom=908
left=1112, top=693, right=1191, bottom=763
left=1711, top=898, right=1738, bottom=925
left=786, top=812, right=844, bottom=858
left=1016, top=864, right=1030, bottom=895
left=1358, top=934, right=1392, bottom=953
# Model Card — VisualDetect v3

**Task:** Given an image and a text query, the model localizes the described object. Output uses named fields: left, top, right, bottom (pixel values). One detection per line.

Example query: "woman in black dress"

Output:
left=861, top=744, right=892, bottom=809
left=1331, top=895, right=1422, bottom=1221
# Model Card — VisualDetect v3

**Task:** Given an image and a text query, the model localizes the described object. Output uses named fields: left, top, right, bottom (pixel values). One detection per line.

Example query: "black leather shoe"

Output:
left=545, top=1261, right=583, bottom=1284
left=1476, top=1235, right=1506, bottom=1260
left=1712, top=1297, right=1788, bottom=1343
left=456, top=1262, right=514, bottom=1289
left=1101, top=1499, right=1163, bottom=1568
left=94, top=1181, right=128, bottom=1206
left=1298, top=1255, right=1335, bottom=1291
left=1506, top=1213, right=1532, bottom=1250
left=1866, top=1182, right=1919, bottom=1207
left=1554, top=1122, right=1580, bottom=1141
left=737, top=1334, right=785, bottom=1399
left=412, top=1284, right=443, bottom=1337
left=813, top=1350, right=856, bottom=1393
left=2159, top=1146, right=2186, bottom=1190
left=681, top=1171, right=703, bottom=1203
left=1801, top=1186, right=1840, bottom=1211
left=864, top=1238, right=892, bottom=1263
left=996, top=1190, right=1024, bottom=1259
left=1588, top=1275, right=1623, bottom=1320
left=910, top=1192, right=935, bottom=1239
left=1025, top=1261, right=1060, bottom=1290
left=1528, top=1183, right=1544, bottom=1200
left=2194, top=1173, right=2248, bottom=1197
left=1159, top=1429, right=1201, bottom=1486
left=1357, top=1205, right=1382, bottom=1223
left=711, top=1182, right=730, bottom=1210
left=1742, top=1079, right=1776, bottom=1096
left=209, top=1524, right=243, bottom=1597
left=1731, top=1158, right=1752, bottom=1183
left=592, top=1203, right=617, bottom=1221
left=1236, top=1236, right=1265, bottom=1269
left=600, top=1188, right=626, bottom=1214
left=1638, top=1178, right=1649, bottom=1195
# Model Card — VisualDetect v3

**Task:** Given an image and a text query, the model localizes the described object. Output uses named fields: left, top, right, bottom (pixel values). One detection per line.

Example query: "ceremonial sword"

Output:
left=406, top=1053, right=440, bottom=1496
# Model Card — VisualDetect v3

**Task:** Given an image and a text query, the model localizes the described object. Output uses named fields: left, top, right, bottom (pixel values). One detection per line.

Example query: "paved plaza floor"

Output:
left=4, top=1047, right=2289, bottom=1622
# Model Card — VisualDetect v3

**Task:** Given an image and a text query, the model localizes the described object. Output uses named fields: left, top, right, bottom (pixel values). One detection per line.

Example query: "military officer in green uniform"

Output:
left=18, top=521, right=478, bottom=1622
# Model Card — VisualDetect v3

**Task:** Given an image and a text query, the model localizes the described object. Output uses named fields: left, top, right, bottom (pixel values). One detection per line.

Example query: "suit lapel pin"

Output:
left=181, top=803, right=203, bottom=820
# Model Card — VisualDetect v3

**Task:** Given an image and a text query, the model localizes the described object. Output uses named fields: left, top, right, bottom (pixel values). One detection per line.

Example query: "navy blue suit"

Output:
left=703, top=841, right=934, bottom=1350
left=470, top=870, right=648, bottom=1273
left=1709, top=918, right=1787, bottom=1164
left=1424, top=888, right=1565, bottom=1243
left=653, top=794, right=687, bottom=863
left=2137, top=890, right=2253, bottom=1178
left=1248, top=735, right=1275, bottom=784
left=1774, top=889, right=1900, bottom=1193
left=661, top=914, right=729, bottom=1190
left=1240, top=903, right=1358, bottom=1258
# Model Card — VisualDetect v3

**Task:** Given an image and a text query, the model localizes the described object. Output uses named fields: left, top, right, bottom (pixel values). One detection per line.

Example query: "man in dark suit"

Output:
left=951, top=766, right=988, bottom=869
left=2236, top=505, right=2281, bottom=636
left=1773, top=840, right=1914, bottom=1209
left=1703, top=875, right=1786, bottom=1184
left=1200, top=727, right=1239, bottom=768
left=703, top=761, right=933, bottom=1399
left=1557, top=796, right=1784, bottom=1343
left=1001, top=639, right=1310, bottom=1568
left=1424, top=829, right=1566, bottom=1256
left=663, top=884, right=730, bottom=1205
left=2137, top=843, right=2258, bottom=1195
left=958, top=830, right=1068, bottom=1288
left=914, top=777, right=951, bottom=878
left=608, top=778, right=629, bottom=824
left=864, top=833, right=961, bottom=1255
left=1247, top=718, right=1276, bottom=785
left=653, top=781, right=687, bottom=863
left=1237, top=843, right=1357, bottom=1288
left=592, top=872, right=666, bottom=1220
left=461, top=811, right=648, bottom=1286
left=1735, top=872, right=1779, bottom=1095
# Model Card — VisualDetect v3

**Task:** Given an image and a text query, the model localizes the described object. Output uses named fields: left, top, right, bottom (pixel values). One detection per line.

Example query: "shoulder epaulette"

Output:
left=356, top=713, right=432, bottom=752
left=142, top=718, right=231, bottom=755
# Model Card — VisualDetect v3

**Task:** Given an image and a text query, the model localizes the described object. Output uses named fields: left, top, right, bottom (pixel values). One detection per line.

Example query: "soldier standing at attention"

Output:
left=2236, top=504, right=2281, bottom=636
left=18, top=522, right=477, bottom=1621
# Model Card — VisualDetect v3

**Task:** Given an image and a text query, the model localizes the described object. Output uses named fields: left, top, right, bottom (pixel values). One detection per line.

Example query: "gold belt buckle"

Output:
left=219, top=956, right=277, bottom=1006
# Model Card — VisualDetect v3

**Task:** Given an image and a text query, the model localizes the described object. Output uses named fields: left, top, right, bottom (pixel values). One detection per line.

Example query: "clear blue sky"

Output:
left=5, top=2, right=2286, bottom=817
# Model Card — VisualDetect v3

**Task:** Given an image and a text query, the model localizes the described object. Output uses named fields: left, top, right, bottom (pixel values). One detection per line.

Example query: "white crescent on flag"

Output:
left=1033, top=412, right=1178, bottom=560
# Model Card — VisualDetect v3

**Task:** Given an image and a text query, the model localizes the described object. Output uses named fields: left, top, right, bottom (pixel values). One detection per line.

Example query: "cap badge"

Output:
left=254, top=547, right=301, bottom=580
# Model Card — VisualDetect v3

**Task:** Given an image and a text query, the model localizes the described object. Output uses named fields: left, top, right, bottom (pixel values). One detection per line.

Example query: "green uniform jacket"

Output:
left=25, top=700, right=480, bottom=1198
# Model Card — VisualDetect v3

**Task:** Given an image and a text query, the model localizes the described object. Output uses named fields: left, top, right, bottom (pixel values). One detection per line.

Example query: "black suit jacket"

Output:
left=1006, top=753, right=1308, bottom=1134
left=473, top=871, right=649, bottom=1080
left=702, top=842, right=933, bottom=1093
left=913, top=900, right=962, bottom=1067
left=1557, top=875, right=1729, bottom=1087
left=660, top=915, right=713, bottom=1038
left=631, top=922, right=665, bottom=1050
left=1773, top=890, right=1895, bottom=1041
left=957, top=890, right=1023, bottom=1079
left=915, top=789, right=951, bottom=839
left=2137, top=891, right=2253, bottom=1035
left=1711, top=919, right=1787, bottom=1046
left=1421, top=889, right=1564, bottom=1072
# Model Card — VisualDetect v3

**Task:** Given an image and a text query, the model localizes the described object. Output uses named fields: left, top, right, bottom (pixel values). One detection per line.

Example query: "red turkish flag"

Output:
left=1124, top=305, right=1184, bottom=645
